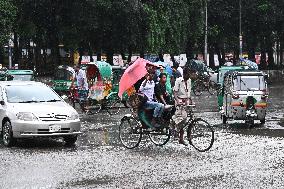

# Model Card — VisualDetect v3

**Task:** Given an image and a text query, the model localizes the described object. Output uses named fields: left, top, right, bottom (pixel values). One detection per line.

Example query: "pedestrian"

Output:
left=170, top=64, right=182, bottom=87
left=172, top=67, right=193, bottom=146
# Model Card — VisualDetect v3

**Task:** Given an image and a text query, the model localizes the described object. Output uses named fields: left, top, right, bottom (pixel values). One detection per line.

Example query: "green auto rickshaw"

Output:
left=7, top=69, right=34, bottom=81
left=51, top=65, right=75, bottom=96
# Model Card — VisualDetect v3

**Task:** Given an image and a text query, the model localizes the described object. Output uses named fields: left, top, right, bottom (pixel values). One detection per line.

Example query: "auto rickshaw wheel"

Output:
left=260, top=119, right=265, bottom=124
left=222, top=115, right=227, bottom=124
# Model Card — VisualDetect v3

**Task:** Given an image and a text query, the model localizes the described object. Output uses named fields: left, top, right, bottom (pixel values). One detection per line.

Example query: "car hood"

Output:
left=8, top=101, right=77, bottom=116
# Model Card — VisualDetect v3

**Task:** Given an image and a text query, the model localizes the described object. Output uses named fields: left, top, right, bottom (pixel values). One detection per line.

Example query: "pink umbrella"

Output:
left=118, top=58, right=157, bottom=98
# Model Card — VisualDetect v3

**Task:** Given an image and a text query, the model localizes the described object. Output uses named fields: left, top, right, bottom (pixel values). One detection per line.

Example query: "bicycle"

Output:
left=119, top=103, right=214, bottom=152
left=192, top=72, right=219, bottom=96
left=68, top=87, right=122, bottom=115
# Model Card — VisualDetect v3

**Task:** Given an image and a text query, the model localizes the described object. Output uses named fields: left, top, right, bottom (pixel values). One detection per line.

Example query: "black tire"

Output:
left=119, top=116, right=142, bottom=149
left=246, top=119, right=254, bottom=128
left=107, top=99, right=122, bottom=115
left=187, top=118, right=214, bottom=152
left=148, top=127, right=171, bottom=146
left=64, top=135, right=78, bottom=146
left=222, top=115, right=227, bottom=124
left=193, top=80, right=203, bottom=96
left=2, top=121, right=16, bottom=147
left=87, top=101, right=102, bottom=114
left=260, top=119, right=265, bottom=124
left=208, top=81, right=217, bottom=95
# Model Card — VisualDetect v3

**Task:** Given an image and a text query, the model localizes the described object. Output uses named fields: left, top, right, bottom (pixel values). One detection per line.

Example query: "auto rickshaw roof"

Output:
left=7, top=70, right=34, bottom=75
left=234, top=70, right=265, bottom=76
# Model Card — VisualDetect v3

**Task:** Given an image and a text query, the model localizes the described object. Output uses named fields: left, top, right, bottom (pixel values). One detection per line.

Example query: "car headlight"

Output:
left=67, top=112, right=79, bottom=120
left=17, top=112, right=38, bottom=121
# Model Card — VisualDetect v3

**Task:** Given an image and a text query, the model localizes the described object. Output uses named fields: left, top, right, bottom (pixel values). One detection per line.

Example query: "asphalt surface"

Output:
left=0, top=83, right=283, bottom=189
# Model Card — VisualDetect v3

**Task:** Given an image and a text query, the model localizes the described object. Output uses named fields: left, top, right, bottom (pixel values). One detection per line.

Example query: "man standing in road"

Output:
left=72, top=65, right=88, bottom=90
left=173, top=67, right=193, bottom=145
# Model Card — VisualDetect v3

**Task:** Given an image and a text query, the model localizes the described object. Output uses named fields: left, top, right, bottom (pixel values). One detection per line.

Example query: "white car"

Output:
left=0, top=81, right=81, bottom=147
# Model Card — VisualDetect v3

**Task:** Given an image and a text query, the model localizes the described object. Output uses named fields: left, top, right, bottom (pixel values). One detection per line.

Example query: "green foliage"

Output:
left=0, top=0, right=16, bottom=44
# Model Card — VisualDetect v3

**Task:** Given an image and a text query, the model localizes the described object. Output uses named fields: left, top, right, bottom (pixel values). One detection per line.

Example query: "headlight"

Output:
left=67, top=112, right=79, bottom=120
left=17, top=112, right=38, bottom=121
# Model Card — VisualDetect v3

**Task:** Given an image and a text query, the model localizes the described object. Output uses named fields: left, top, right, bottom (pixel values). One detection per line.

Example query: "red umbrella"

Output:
left=118, top=58, right=157, bottom=98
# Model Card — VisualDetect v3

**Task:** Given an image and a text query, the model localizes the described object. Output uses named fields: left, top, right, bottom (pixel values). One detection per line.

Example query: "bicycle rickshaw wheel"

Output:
left=186, top=118, right=214, bottom=152
left=119, top=116, right=142, bottom=149
left=148, top=127, right=171, bottom=146
left=87, top=104, right=102, bottom=114
left=208, top=81, right=217, bottom=95
left=193, top=81, right=203, bottom=96
left=107, top=98, right=122, bottom=115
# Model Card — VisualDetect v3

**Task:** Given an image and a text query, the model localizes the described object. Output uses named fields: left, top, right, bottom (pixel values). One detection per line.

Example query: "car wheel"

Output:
left=64, top=135, right=77, bottom=146
left=2, top=121, right=15, bottom=147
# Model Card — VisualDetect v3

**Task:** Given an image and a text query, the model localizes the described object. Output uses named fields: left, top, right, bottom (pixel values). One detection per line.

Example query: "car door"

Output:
left=0, top=86, right=5, bottom=132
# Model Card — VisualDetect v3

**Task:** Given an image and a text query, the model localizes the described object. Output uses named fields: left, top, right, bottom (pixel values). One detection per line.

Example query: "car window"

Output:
left=5, top=84, right=62, bottom=103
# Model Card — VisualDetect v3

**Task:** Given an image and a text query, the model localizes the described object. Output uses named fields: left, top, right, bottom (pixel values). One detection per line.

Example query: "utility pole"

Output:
left=204, top=0, right=208, bottom=65
left=239, top=0, right=243, bottom=59
left=8, top=38, right=13, bottom=69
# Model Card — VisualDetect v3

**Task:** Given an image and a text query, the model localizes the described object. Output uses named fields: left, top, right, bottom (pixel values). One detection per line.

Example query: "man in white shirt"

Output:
left=72, top=65, right=88, bottom=90
left=139, top=73, right=164, bottom=127
left=173, top=67, right=193, bottom=145
left=177, top=65, right=184, bottom=77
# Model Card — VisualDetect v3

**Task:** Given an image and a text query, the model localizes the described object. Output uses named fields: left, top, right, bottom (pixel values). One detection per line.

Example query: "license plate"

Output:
left=49, top=125, right=61, bottom=132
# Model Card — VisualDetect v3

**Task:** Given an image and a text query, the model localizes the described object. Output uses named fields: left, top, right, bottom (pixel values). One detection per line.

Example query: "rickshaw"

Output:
left=70, top=61, right=122, bottom=115
left=220, top=70, right=268, bottom=126
left=186, top=59, right=218, bottom=96
left=51, top=65, right=75, bottom=96
left=7, top=70, right=34, bottom=81
left=118, top=58, right=214, bottom=151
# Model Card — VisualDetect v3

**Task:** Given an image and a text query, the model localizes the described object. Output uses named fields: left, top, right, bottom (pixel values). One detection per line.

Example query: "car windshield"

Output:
left=5, top=84, right=62, bottom=103
left=54, top=69, right=73, bottom=80
left=234, top=76, right=265, bottom=91
left=11, top=74, right=33, bottom=81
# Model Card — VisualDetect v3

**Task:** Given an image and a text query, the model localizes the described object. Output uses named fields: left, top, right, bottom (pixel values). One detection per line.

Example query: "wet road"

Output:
left=0, top=84, right=283, bottom=188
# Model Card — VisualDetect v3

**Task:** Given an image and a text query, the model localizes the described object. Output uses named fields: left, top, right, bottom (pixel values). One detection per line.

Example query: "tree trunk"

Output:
left=127, top=46, right=132, bottom=63
left=267, top=46, right=274, bottom=69
left=185, top=39, right=194, bottom=60
left=97, top=52, right=102, bottom=61
left=280, top=36, right=284, bottom=67
left=12, top=32, right=20, bottom=66
left=221, top=43, right=226, bottom=67
left=139, top=51, right=145, bottom=58
left=248, top=47, right=256, bottom=62
left=0, top=44, right=4, bottom=66
left=107, top=51, right=113, bottom=65
left=208, top=45, right=215, bottom=68
left=215, top=43, right=222, bottom=67
left=260, top=50, right=267, bottom=70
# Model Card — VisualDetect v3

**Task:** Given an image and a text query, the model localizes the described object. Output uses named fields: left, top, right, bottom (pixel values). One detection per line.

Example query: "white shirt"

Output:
left=177, top=67, right=183, bottom=77
left=173, top=77, right=191, bottom=98
left=76, top=69, right=88, bottom=90
left=139, top=80, right=155, bottom=101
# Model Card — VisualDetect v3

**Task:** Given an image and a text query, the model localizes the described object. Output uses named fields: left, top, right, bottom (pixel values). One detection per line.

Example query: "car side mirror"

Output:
left=0, top=100, right=4, bottom=105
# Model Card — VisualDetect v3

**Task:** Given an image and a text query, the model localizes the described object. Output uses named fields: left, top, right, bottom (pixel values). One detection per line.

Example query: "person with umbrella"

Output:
left=139, top=72, right=165, bottom=128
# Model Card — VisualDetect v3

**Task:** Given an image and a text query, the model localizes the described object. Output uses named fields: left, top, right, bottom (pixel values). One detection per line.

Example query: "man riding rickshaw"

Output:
left=118, top=58, right=214, bottom=149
